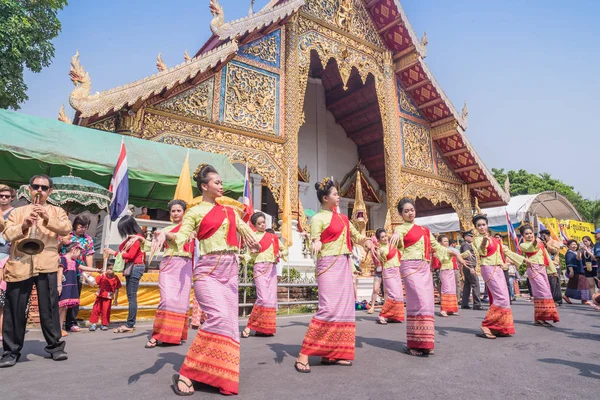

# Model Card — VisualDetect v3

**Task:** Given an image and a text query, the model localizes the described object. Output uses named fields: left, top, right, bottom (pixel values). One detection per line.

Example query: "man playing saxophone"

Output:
left=0, top=175, right=71, bottom=368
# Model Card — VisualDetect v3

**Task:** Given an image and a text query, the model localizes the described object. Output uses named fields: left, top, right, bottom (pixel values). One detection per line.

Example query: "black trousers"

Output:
left=461, top=266, right=482, bottom=308
left=548, top=274, right=563, bottom=304
left=65, top=278, right=83, bottom=328
left=2, top=273, right=65, bottom=357
left=503, top=269, right=511, bottom=299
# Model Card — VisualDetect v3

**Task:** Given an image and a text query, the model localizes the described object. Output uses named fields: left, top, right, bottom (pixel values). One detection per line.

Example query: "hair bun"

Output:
left=193, top=163, right=209, bottom=182
left=314, top=182, right=321, bottom=191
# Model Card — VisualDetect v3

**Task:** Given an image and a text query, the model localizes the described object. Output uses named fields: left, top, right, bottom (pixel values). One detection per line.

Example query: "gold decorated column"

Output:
left=376, top=51, right=404, bottom=225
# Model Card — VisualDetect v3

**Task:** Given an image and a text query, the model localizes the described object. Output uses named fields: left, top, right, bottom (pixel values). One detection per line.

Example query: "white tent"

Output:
left=415, top=191, right=582, bottom=233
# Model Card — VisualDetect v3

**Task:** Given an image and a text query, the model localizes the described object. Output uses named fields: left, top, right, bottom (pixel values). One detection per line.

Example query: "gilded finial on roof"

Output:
left=248, top=0, right=255, bottom=16
left=69, top=50, right=91, bottom=100
left=156, top=53, right=167, bottom=72
left=184, top=49, right=191, bottom=62
left=504, top=176, right=511, bottom=194
left=462, top=101, right=468, bottom=121
left=210, top=0, right=228, bottom=35
left=58, top=105, right=71, bottom=124
left=421, top=31, right=428, bottom=48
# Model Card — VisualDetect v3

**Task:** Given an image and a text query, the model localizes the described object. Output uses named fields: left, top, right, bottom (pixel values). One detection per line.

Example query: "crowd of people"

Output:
left=0, top=171, right=599, bottom=397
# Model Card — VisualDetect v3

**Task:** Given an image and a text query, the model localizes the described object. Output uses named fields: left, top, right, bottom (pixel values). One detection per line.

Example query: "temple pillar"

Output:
left=250, top=173, right=262, bottom=211
left=377, top=52, right=404, bottom=225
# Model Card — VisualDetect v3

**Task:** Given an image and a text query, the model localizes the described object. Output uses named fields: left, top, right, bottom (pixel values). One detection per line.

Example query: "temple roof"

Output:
left=69, top=41, right=238, bottom=119
left=339, top=164, right=382, bottom=204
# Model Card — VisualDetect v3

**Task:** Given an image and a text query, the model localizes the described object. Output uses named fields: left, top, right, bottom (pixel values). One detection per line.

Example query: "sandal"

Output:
left=377, top=317, right=388, bottom=325
left=403, top=346, right=425, bottom=357
left=367, top=308, right=374, bottom=314
left=534, top=321, right=544, bottom=326
left=171, top=374, right=194, bottom=396
left=69, top=326, right=81, bottom=333
left=145, top=339, right=158, bottom=348
left=241, top=328, right=251, bottom=338
left=476, top=332, right=496, bottom=339
left=542, top=321, right=554, bottom=327
left=294, top=360, right=311, bottom=373
left=321, top=358, right=352, bottom=366
left=113, top=326, right=135, bottom=333
left=562, top=295, right=572, bottom=304
left=439, top=311, right=448, bottom=317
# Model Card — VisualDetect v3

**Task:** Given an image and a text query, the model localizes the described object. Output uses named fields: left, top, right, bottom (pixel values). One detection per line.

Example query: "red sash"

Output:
left=452, top=257, right=459, bottom=270
left=431, top=256, right=441, bottom=270
left=166, top=223, right=194, bottom=253
left=403, top=224, right=432, bottom=261
left=524, top=242, right=549, bottom=266
left=258, top=232, right=279, bottom=257
left=486, top=237, right=506, bottom=264
left=320, top=211, right=352, bottom=251
left=197, top=204, right=238, bottom=247
left=387, top=244, right=401, bottom=263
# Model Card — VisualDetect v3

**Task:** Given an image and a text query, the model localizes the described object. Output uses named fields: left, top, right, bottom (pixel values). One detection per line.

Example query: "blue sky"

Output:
left=17, top=0, right=600, bottom=198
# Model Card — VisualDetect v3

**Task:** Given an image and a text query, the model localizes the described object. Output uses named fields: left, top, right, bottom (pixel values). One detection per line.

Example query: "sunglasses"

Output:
left=0, top=194, right=13, bottom=199
left=31, top=184, right=50, bottom=192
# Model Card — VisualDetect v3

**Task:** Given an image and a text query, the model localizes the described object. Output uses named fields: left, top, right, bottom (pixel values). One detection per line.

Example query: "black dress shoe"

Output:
left=0, top=353, right=19, bottom=368
left=461, top=306, right=472, bottom=309
left=473, top=306, right=488, bottom=311
left=51, top=350, right=68, bottom=361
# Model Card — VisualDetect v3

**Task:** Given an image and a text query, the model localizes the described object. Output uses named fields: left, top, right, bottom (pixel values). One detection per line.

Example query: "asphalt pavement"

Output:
left=1, top=300, right=598, bottom=400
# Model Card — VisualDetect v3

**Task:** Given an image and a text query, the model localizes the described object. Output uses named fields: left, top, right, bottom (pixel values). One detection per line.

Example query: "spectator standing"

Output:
left=60, top=215, right=101, bottom=332
left=460, top=230, right=485, bottom=311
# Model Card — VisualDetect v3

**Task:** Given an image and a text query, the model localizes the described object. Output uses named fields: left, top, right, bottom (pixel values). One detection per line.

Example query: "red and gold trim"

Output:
left=180, top=330, right=240, bottom=395
left=406, top=315, right=435, bottom=350
left=533, top=298, right=560, bottom=323
left=482, top=305, right=516, bottom=335
left=300, top=318, right=355, bottom=360
left=440, top=294, right=459, bottom=314
left=247, top=305, right=277, bottom=335
left=152, top=310, right=189, bottom=344
left=379, top=299, right=405, bottom=322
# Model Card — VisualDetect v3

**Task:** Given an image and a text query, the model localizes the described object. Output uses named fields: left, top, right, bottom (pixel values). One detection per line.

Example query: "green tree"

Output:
left=0, top=0, right=67, bottom=110
left=492, top=168, right=597, bottom=224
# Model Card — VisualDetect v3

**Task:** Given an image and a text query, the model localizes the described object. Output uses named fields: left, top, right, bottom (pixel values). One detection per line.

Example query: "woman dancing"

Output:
left=390, top=198, right=464, bottom=357
left=169, top=164, right=259, bottom=396
left=518, top=225, right=559, bottom=326
left=434, top=235, right=468, bottom=317
left=242, top=212, right=287, bottom=338
left=472, top=214, right=527, bottom=339
left=375, top=228, right=405, bottom=325
left=295, top=178, right=375, bottom=373
left=145, top=199, right=194, bottom=348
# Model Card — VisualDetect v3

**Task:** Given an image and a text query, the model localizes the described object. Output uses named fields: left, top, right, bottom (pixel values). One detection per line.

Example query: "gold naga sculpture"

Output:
left=69, top=50, right=91, bottom=104
left=156, top=53, right=167, bottom=72
left=184, top=49, right=191, bottom=62
left=350, top=168, right=375, bottom=276
left=58, top=105, right=71, bottom=124
left=209, top=0, right=231, bottom=36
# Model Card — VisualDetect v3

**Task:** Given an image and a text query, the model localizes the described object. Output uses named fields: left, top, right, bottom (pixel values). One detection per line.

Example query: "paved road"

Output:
left=2, top=301, right=598, bottom=400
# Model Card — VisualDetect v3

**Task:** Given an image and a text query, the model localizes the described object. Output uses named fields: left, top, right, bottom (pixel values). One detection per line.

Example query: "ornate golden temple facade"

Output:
left=65, top=0, right=508, bottom=230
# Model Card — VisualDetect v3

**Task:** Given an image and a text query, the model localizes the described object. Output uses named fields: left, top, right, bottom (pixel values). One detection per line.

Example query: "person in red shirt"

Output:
left=103, top=215, right=146, bottom=333
left=89, top=263, right=121, bottom=331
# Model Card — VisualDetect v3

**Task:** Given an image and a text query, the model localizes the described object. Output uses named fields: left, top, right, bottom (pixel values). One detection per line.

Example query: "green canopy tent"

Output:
left=0, top=110, right=244, bottom=208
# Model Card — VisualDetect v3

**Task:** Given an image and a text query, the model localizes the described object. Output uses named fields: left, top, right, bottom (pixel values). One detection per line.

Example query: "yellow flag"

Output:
left=174, top=151, right=194, bottom=204
left=281, top=168, right=293, bottom=247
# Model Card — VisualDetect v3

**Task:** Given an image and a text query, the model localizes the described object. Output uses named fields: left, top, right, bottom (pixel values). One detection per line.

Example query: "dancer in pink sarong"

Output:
left=294, top=178, right=375, bottom=373
left=168, top=164, right=259, bottom=396
left=390, top=198, right=464, bottom=357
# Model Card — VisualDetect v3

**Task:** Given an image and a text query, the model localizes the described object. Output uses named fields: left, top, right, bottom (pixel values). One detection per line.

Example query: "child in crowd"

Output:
left=58, top=243, right=83, bottom=337
left=89, top=261, right=121, bottom=331
left=0, top=257, right=7, bottom=342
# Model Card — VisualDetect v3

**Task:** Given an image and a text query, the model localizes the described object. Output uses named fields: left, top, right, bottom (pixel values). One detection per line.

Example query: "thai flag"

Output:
left=109, top=140, right=129, bottom=221
left=558, top=223, right=570, bottom=244
left=505, top=209, right=521, bottom=254
left=242, top=164, right=253, bottom=223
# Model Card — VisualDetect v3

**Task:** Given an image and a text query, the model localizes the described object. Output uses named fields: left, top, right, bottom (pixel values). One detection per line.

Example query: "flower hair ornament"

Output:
left=318, top=177, right=331, bottom=190
left=193, top=163, right=209, bottom=181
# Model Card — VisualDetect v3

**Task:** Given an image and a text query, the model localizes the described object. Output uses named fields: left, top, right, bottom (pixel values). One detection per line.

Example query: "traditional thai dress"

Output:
left=151, top=223, right=194, bottom=345
left=519, top=241, right=560, bottom=323
left=175, top=201, right=255, bottom=396
left=393, top=222, right=451, bottom=351
left=434, top=248, right=470, bottom=315
left=300, top=209, right=367, bottom=361
left=564, top=250, right=591, bottom=301
left=245, top=231, right=287, bottom=335
left=58, top=256, right=80, bottom=309
left=378, top=243, right=404, bottom=322
left=473, top=235, right=524, bottom=335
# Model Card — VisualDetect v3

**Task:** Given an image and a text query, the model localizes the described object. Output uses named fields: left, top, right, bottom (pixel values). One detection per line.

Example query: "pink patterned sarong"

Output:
left=401, top=260, right=435, bottom=350
left=380, top=266, right=405, bottom=322
left=300, top=255, right=355, bottom=360
left=528, top=264, right=559, bottom=323
left=481, top=265, right=515, bottom=335
left=180, top=254, right=240, bottom=395
left=152, top=256, right=192, bottom=344
left=247, top=261, right=277, bottom=335
left=440, top=269, right=459, bottom=314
